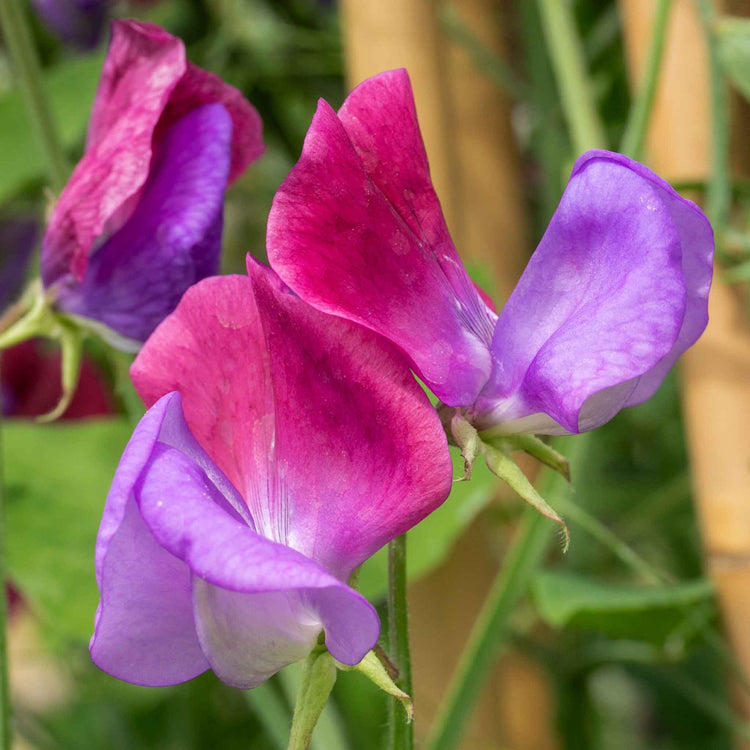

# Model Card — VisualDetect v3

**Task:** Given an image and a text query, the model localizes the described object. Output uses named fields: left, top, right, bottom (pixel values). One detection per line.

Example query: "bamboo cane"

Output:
left=442, top=0, right=529, bottom=299
left=620, top=0, right=750, bottom=734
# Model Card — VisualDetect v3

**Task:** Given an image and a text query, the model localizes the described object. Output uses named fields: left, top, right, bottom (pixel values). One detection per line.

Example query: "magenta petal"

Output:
left=42, top=21, right=185, bottom=285
left=268, top=70, right=495, bottom=406
left=475, top=151, right=707, bottom=434
left=54, top=103, right=232, bottom=345
left=132, top=265, right=453, bottom=579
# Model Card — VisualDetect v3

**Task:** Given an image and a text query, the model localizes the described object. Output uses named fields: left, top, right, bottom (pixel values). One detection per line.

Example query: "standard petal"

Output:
left=138, top=439, right=379, bottom=687
left=54, top=103, right=232, bottom=345
left=132, top=264, right=453, bottom=579
left=475, top=151, right=691, bottom=434
left=91, top=393, right=210, bottom=687
left=42, top=21, right=186, bottom=285
left=268, top=70, right=495, bottom=406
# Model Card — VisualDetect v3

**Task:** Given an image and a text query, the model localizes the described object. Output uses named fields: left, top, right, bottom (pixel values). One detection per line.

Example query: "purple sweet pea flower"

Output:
left=90, top=259, right=452, bottom=688
left=41, top=21, right=265, bottom=350
left=267, top=69, right=714, bottom=436
left=31, top=0, right=110, bottom=49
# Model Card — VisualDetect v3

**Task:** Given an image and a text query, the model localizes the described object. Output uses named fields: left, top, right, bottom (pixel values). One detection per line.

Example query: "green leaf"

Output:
left=716, top=17, right=750, bottom=102
left=3, top=417, right=131, bottom=641
left=357, top=446, right=496, bottom=600
left=0, top=53, right=103, bottom=202
left=532, top=571, right=715, bottom=644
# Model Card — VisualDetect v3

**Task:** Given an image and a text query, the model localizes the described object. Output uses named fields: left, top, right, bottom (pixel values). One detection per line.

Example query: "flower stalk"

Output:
left=287, top=649, right=337, bottom=750
left=620, top=0, right=672, bottom=160
left=536, top=0, right=607, bottom=153
left=0, top=0, right=69, bottom=191
left=388, top=534, right=413, bottom=750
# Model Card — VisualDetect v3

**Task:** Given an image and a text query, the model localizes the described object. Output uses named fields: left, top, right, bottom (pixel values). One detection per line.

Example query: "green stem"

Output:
left=388, top=534, right=412, bottom=750
left=620, top=0, right=672, bottom=159
left=287, top=650, right=337, bottom=750
left=699, top=0, right=731, bottom=232
left=0, top=366, right=10, bottom=750
left=0, top=0, right=69, bottom=191
left=536, top=0, right=607, bottom=154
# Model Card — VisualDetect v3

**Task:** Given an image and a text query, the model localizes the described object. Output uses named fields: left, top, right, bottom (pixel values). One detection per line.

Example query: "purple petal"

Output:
left=474, top=150, right=710, bottom=434
left=155, top=62, right=265, bottom=185
left=31, top=0, right=109, bottom=49
left=267, top=70, right=495, bottom=406
left=54, top=103, right=232, bottom=345
left=132, top=265, right=453, bottom=580
left=91, top=393, right=212, bottom=687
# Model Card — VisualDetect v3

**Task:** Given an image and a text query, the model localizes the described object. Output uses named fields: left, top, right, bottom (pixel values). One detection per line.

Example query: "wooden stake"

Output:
left=620, top=0, right=750, bottom=733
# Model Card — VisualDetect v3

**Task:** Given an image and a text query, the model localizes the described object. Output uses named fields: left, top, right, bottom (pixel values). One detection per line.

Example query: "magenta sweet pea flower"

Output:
left=90, top=259, right=452, bottom=688
left=41, top=20, right=265, bottom=350
left=267, top=70, right=714, bottom=436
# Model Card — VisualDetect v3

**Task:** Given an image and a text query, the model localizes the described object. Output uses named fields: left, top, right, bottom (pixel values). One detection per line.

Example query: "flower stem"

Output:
left=698, top=0, right=731, bottom=232
left=0, top=0, right=69, bottom=192
left=536, top=0, right=607, bottom=154
left=0, top=367, right=10, bottom=750
left=620, top=0, right=672, bottom=160
left=388, top=534, right=412, bottom=750
left=287, top=650, right=337, bottom=750
left=427, top=434, right=589, bottom=750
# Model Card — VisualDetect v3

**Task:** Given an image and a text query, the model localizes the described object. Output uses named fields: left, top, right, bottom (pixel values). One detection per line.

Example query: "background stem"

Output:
left=388, top=534, right=412, bottom=750
left=426, top=508, right=553, bottom=750
left=536, top=0, right=607, bottom=153
left=0, top=0, right=69, bottom=192
left=620, top=0, right=671, bottom=159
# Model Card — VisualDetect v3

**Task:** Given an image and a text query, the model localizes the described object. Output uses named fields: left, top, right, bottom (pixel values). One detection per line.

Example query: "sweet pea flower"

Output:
left=267, top=70, right=713, bottom=437
left=90, top=259, right=452, bottom=688
left=41, top=20, right=265, bottom=351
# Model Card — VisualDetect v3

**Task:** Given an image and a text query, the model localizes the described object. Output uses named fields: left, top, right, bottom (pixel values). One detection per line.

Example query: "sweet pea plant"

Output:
left=0, top=2, right=745, bottom=749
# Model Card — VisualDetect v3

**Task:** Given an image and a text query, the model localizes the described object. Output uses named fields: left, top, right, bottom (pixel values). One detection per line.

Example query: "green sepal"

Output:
left=0, top=280, right=57, bottom=350
left=334, top=649, right=413, bottom=722
left=288, top=648, right=337, bottom=750
left=481, top=441, right=570, bottom=551
left=487, top=433, right=571, bottom=481
left=449, top=412, right=480, bottom=481
left=0, top=280, right=88, bottom=423
left=36, top=320, right=83, bottom=423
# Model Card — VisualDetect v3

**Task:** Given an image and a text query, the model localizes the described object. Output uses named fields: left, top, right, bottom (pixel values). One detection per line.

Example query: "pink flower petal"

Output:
left=132, top=264, right=452, bottom=579
left=268, top=70, right=495, bottom=406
